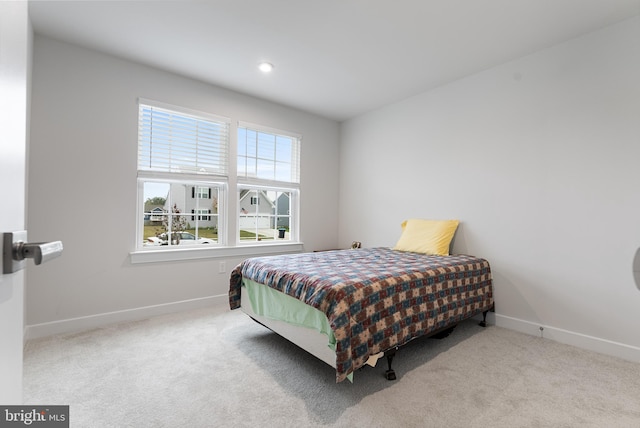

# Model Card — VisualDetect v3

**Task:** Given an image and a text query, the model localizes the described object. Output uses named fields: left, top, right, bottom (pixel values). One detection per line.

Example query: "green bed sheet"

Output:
left=242, top=278, right=337, bottom=351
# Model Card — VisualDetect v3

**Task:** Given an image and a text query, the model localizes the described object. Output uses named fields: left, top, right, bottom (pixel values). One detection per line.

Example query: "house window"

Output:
left=192, top=208, right=211, bottom=221
left=194, top=186, right=210, bottom=199
left=137, top=100, right=228, bottom=249
left=237, top=123, right=300, bottom=243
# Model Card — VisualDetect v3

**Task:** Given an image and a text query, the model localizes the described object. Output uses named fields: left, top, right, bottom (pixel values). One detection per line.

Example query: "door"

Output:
left=0, top=1, right=29, bottom=404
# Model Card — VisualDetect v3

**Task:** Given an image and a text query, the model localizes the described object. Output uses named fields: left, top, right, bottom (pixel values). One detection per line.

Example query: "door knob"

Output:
left=2, top=231, right=63, bottom=274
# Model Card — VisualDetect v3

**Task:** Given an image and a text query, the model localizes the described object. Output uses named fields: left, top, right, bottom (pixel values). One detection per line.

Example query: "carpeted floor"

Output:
left=23, top=305, right=640, bottom=427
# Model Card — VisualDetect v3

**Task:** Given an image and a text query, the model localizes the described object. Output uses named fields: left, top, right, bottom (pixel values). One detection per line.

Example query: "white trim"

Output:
left=25, top=295, right=229, bottom=340
left=130, top=242, right=304, bottom=264
left=494, top=313, right=640, bottom=364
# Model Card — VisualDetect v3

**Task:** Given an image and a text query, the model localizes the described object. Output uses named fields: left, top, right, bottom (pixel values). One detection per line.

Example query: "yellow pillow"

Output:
left=393, top=219, right=459, bottom=255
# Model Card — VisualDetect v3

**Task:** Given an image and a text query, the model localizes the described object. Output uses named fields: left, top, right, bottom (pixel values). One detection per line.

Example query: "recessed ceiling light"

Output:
left=258, top=62, right=274, bottom=73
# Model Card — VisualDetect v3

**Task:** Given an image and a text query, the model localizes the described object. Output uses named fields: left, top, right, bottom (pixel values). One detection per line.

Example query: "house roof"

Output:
left=239, top=190, right=276, bottom=208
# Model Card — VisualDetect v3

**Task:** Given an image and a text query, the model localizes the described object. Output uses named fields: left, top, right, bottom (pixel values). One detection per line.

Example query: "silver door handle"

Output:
left=13, top=241, right=63, bottom=265
left=2, top=231, right=63, bottom=274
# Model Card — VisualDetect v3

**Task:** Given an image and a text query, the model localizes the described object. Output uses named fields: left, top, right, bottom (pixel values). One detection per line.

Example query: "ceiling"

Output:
left=29, top=0, right=640, bottom=122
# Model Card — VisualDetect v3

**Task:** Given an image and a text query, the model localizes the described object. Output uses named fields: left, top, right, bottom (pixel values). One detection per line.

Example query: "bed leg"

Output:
left=479, top=310, right=489, bottom=328
left=384, top=348, right=397, bottom=380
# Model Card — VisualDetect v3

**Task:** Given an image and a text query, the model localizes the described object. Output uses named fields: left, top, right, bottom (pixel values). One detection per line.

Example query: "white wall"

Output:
left=339, top=17, right=640, bottom=360
left=27, top=36, right=340, bottom=334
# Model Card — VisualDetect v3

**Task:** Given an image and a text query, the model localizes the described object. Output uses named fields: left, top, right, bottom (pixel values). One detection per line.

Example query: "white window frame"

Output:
left=237, top=122, right=301, bottom=246
left=131, top=102, right=303, bottom=263
left=137, top=177, right=226, bottom=246
left=135, top=99, right=229, bottom=254
left=238, top=185, right=299, bottom=244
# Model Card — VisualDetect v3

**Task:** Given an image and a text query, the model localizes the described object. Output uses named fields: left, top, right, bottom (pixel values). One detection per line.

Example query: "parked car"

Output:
left=157, top=232, right=215, bottom=245
left=143, top=236, right=163, bottom=246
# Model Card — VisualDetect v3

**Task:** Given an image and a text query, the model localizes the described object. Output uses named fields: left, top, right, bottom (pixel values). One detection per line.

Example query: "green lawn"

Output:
left=144, top=226, right=265, bottom=240
left=144, top=226, right=217, bottom=239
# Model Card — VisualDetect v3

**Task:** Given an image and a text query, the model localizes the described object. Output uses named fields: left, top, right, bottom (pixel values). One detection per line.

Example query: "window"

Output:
left=239, top=188, right=294, bottom=242
left=194, top=186, right=210, bottom=199
left=193, top=208, right=211, bottom=221
left=137, top=100, right=228, bottom=249
left=237, top=125, right=300, bottom=183
left=138, top=102, right=228, bottom=176
left=237, top=124, right=300, bottom=243
left=135, top=101, right=301, bottom=257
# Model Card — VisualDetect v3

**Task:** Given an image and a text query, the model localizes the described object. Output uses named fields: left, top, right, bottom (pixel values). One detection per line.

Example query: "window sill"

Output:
left=129, top=242, right=304, bottom=264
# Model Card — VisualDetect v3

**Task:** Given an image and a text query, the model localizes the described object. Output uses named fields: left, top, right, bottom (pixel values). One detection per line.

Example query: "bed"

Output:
left=228, top=245, right=494, bottom=383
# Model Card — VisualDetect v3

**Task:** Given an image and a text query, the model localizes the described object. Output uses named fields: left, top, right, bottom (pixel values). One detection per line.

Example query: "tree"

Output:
left=146, top=196, right=166, bottom=205
left=144, top=196, right=166, bottom=211
left=161, top=203, right=187, bottom=245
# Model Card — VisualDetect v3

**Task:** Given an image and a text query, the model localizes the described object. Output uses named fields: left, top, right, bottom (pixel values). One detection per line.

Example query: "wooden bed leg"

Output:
left=479, top=310, right=489, bottom=328
left=384, top=348, right=397, bottom=380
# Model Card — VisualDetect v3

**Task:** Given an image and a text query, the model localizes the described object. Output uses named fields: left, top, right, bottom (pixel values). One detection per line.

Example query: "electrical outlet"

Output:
left=219, top=261, right=226, bottom=274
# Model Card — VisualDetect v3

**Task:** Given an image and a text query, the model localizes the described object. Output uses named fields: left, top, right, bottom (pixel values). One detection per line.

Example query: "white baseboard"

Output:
left=494, top=313, right=640, bottom=364
left=25, top=294, right=229, bottom=340
left=25, top=301, right=640, bottom=366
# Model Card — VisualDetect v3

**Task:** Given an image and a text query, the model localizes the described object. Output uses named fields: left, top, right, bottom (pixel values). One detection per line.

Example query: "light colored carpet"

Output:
left=24, top=305, right=640, bottom=427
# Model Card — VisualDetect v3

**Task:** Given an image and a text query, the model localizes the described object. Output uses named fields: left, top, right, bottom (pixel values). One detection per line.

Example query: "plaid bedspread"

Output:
left=229, top=247, right=493, bottom=382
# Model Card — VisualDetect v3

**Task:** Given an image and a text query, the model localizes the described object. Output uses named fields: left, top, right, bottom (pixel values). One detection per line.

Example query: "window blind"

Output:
left=138, top=103, right=229, bottom=176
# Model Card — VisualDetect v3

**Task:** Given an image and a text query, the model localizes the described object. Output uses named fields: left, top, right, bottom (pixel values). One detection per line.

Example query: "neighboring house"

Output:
left=239, top=189, right=275, bottom=229
left=144, top=206, right=165, bottom=225
left=164, top=185, right=218, bottom=229
left=276, top=192, right=290, bottom=229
